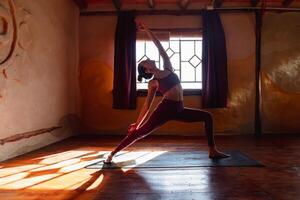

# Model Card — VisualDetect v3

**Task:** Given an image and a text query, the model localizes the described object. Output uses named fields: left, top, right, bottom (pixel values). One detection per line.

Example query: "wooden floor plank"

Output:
left=0, top=135, right=300, bottom=200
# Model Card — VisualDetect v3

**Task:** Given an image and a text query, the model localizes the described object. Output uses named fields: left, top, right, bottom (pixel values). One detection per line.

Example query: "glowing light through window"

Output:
left=136, top=37, right=203, bottom=90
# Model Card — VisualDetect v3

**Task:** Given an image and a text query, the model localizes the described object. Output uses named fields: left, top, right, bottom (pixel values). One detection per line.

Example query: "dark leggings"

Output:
left=111, top=99, right=215, bottom=155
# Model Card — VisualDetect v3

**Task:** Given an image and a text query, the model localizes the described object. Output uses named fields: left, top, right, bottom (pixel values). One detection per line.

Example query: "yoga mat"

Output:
left=85, top=150, right=264, bottom=169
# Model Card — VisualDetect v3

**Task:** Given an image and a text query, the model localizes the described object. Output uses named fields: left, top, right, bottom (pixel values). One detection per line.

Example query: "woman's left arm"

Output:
left=131, top=80, right=158, bottom=130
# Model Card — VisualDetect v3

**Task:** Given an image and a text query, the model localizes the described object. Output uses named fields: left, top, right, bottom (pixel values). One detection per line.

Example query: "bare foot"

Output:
left=209, top=148, right=230, bottom=159
left=103, top=153, right=113, bottom=164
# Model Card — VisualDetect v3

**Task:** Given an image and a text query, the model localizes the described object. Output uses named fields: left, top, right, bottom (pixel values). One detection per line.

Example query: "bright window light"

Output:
left=136, top=36, right=202, bottom=90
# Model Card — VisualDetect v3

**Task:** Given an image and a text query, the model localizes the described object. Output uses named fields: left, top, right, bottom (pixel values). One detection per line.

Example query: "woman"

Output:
left=104, top=21, right=229, bottom=164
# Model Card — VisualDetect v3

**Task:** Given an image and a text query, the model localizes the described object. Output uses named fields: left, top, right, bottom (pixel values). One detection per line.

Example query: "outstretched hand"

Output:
left=127, top=123, right=138, bottom=134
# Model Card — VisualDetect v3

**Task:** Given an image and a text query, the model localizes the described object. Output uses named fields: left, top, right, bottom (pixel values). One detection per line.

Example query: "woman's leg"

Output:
left=174, top=107, right=229, bottom=159
left=110, top=115, right=165, bottom=155
left=175, top=108, right=215, bottom=146
left=105, top=102, right=176, bottom=163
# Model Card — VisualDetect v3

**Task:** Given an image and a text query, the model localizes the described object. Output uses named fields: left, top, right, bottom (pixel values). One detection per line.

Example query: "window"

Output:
left=136, top=36, right=203, bottom=90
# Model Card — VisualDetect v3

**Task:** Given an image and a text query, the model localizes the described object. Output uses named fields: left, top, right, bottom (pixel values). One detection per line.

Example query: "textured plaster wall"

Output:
left=261, top=12, right=300, bottom=134
left=0, top=0, right=80, bottom=161
left=79, top=13, right=256, bottom=135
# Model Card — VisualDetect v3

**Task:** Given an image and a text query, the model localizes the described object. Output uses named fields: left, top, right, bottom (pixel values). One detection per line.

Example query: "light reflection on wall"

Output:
left=261, top=72, right=300, bottom=133
left=228, top=87, right=253, bottom=108
left=269, top=55, right=300, bottom=92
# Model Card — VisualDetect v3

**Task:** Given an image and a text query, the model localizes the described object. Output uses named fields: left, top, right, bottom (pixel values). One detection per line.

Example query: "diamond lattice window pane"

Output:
left=170, top=40, right=179, bottom=52
left=161, top=41, right=169, bottom=50
left=138, top=55, right=149, bottom=62
left=136, top=37, right=203, bottom=90
left=196, top=64, right=202, bottom=81
left=166, top=48, right=175, bottom=58
left=189, top=55, right=201, bottom=68
left=146, top=42, right=160, bottom=60
left=195, top=40, right=202, bottom=57
left=136, top=41, right=145, bottom=61
left=181, top=62, right=195, bottom=82
left=158, top=58, right=164, bottom=69
left=170, top=53, right=180, bottom=70
left=181, top=41, right=194, bottom=61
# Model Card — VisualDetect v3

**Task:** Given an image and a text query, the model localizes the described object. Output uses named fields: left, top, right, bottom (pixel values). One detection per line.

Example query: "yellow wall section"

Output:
left=79, top=13, right=257, bottom=135
left=261, top=72, right=300, bottom=133
left=261, top=12, right=300, bottom=134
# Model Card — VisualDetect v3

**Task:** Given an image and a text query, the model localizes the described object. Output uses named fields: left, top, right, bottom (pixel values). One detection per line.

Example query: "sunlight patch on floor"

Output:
left=28, top=169, right=100, bottom=190
left=0, top=174, right=60, bottom=189
left=59, top=159, right=102, bottom=173
left=0, top=150, right=168, bottom=191
left=0, top=165, right=43, bottom=178
left=0, top=150, right=105, bottom=190
left=0, top=172, right=29, bottom=185
left=35, top=150, right=95, bottom=165
left=31, top=158, right=81, bottom=172
left=111, top=151, right=167, bottom=172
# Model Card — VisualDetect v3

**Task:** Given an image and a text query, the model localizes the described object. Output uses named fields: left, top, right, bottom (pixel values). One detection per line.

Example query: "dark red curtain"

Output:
left=113, top=12, right=137, bottom=109
left=202, top=10, right=228, bottom=108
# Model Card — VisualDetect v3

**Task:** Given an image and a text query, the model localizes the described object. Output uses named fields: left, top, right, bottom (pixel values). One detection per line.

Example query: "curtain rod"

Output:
left=81, top=7, right=300, bottom=16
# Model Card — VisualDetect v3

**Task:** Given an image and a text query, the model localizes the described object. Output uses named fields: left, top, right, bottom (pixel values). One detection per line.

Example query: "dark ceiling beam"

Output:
left=214, top=0, right=223, bottom=8
left=178, top=0, right=189, bottom=10
left=282, top=0, right=294, bottom=7
left=250, top=0, right=259, bottom=7
left=73, top=0, right=87, bottom=10
left=81, top=8, right=300, bottom=17
left=112, top=0, right=122, bottom=11
left=148, top=0, right=155, bottom=9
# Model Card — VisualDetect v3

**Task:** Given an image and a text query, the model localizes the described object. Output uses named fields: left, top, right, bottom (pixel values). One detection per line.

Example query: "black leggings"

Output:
left=112, top=99, right=215, bottom=154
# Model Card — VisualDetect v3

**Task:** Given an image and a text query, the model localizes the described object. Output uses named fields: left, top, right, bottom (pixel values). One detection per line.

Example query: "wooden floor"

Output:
left=0, top=134, right=300, bottom=200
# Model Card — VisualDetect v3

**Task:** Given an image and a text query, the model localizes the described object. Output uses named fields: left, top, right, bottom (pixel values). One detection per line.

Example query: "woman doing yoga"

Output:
left=104, top=21, right=230, bottom=164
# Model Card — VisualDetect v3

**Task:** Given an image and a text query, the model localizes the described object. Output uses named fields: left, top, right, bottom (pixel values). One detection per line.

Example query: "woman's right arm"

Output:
left=137, top=22, right=173, bottom=71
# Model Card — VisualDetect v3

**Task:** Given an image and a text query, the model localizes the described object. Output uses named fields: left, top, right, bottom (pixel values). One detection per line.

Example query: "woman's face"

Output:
left=143, top=60, right=156, bottom=73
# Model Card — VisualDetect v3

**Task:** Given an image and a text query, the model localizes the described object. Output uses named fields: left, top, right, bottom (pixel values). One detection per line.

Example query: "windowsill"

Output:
left=137, top=89, right=202, bottom=97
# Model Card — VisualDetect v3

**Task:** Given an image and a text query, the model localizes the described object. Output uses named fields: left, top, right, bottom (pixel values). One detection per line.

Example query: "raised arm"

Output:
left=137, top=21, right=173, bottom=71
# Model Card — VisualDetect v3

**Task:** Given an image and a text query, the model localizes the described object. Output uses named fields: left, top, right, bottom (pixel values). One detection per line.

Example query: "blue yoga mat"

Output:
left=85, top=150, right=264, bottom=169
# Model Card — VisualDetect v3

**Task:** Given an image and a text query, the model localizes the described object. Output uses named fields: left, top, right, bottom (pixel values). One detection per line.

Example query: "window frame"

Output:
left=137, top=89, right=202, bottom=97
left=136, top=34, right=203, bottom=97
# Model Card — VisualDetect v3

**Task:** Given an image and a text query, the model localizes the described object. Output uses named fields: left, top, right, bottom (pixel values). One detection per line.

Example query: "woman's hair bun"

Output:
left=137, top=60, right=153, bottom=81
